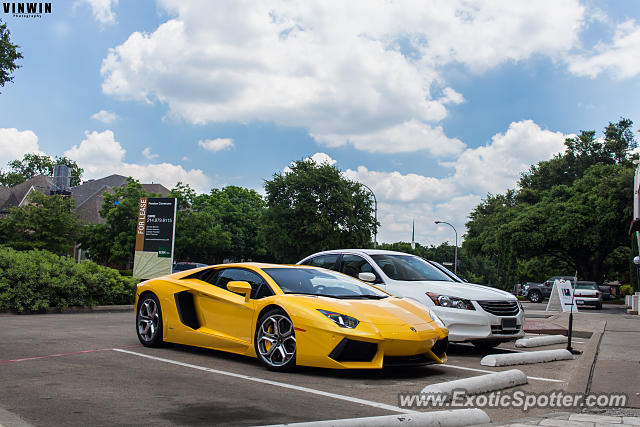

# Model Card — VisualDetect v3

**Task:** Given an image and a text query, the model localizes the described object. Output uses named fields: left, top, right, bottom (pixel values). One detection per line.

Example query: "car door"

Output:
left=191, top=268, right=263, bottom=350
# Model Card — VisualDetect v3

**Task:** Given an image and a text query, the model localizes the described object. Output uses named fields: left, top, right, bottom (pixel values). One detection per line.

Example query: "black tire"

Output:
left=136, top=293, right=164, bottom=347
left=254, top=308, right=297, bottom=371
left=471, top=340, right=502, bottom=351
left=528, top=290, right=543, bottom=303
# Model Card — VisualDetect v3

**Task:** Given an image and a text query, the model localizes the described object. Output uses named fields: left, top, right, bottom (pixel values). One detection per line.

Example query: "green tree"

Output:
left=464, top=118, right=636, bottom=285
left=0, top=191, right=80, bottom=255
left=263, top=159, right=377, bottom=262
left=0, top=18, right=22, bottom=92
left=0, top=153, right=84, bottom=187
left=170, top=184, right=266, bottom=264
left=80, top=178, right=159, bottom=268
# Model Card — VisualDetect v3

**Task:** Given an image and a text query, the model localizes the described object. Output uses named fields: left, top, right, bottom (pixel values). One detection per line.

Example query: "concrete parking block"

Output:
left=263, top=409, right=491, bottom=426
left=515, top=335, right=568, bottom=348
left=568, top=414, right=622, bottom=423
left=421, top=369, right=527, bottom=396
left=623, top=417, right=640, bottom=425
left=481, top=349, right=573, bottom=367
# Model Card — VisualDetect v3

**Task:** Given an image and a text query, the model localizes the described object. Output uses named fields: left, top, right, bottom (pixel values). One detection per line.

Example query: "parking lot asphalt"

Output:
left=0, top=305, right=628, bottom=426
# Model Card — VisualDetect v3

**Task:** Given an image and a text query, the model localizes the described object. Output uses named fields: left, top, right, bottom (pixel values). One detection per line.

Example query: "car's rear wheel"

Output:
left=255, top=309, right=296, bottom=371
left=471, top=340, right=502, bottom=351
left=528, top=290, right=542, bottom=303
left=136, top=293, right=163, bottom=347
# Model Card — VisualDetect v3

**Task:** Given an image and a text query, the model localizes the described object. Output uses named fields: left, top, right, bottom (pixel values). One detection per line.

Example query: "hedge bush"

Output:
left=0, top=247, right=137, bottom=312
left=619, top=284, right=634, bottom=296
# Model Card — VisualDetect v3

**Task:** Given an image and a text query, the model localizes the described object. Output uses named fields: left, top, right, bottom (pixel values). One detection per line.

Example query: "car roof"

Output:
left=303, top=249, right=414, bottom=257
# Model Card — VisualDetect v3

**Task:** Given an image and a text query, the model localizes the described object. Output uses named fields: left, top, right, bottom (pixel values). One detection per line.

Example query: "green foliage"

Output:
left=0, top=191, right=80, bottom=255
left=0, top=18, right=22, bottom=91
left=619, top=284, right=634, bottom=296
left=80, top=177, right=159, bottom=268
left=171, top=184, right=266, bottom=264
left=464, top=118, right=636, bottom=285
left=0, top=247, right=137, bottom=312
left=264, top=159, right=377, bottom=263
left=0, top=153, right=84, bottom=187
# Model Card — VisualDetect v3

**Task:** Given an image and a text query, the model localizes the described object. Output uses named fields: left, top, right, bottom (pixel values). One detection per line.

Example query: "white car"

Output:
left=298, top=249, right=525, bottom=349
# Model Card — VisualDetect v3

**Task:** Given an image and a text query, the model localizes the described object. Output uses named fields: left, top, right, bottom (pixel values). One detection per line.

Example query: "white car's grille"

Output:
left=477, top=300, right=520, bottom=316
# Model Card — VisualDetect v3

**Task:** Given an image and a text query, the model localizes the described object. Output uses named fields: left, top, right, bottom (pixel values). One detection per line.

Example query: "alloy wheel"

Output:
left=256, top=314, right=296, bottom=367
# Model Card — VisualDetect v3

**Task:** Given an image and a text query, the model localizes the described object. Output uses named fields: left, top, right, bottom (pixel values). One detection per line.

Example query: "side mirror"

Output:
left=358, top=272, right=376, bottom=282
left=227, top=281, right=252, bottom=301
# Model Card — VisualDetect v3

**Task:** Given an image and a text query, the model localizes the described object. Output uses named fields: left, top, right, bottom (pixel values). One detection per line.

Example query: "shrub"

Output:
left=619, top=284, right=634, bottom=296
left=0, top=247, right=137, bottom=312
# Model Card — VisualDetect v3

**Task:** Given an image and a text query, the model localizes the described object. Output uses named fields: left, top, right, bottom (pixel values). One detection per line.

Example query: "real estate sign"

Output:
left=546, top=279, right=579, bottom=312
left=132, top=198, right=177, bottom=279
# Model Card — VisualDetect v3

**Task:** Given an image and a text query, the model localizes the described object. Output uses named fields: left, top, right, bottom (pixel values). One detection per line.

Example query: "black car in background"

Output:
left=172, top=262, right=207, bottom=273
left=523, top=276, right=576, bottom=303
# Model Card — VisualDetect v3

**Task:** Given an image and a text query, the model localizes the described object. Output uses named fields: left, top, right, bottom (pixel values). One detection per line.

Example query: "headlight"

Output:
left=317, top=309, right=359, bottom=329
left=427, top=292, right=475, bottom=310
left=428, top=310, right=446, bottom=328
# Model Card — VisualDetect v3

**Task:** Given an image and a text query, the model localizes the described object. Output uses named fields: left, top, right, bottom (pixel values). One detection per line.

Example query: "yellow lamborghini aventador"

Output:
left=135, top=263, right=448, bottom=371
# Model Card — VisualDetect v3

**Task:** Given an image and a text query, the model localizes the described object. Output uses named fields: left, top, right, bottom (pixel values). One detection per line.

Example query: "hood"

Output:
left=388, top=279, right=516, bottom=301
left=285, top=295, right=432, bottom=326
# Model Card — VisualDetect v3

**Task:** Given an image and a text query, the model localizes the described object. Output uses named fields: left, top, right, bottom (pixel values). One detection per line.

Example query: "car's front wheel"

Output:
left=255, top=308, right=297, bottom=371
left=136, top=293, right=163, bottom=347
left=528, top=290, right=543, bottom=303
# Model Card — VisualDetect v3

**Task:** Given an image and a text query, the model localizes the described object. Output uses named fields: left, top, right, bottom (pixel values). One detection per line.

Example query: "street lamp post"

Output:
left=361, top=183, right=377, bottom=248
left=434, top=220, right=457, bottom=274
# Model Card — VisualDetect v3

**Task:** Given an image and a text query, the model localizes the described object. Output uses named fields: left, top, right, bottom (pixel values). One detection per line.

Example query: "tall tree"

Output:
left=0, top=18, right=22, bottom=92
left=0, top=153, right=84, bottom=187
left=263, top=159, right=377, bottom=263
left=0, top=191, right=80, bottom=255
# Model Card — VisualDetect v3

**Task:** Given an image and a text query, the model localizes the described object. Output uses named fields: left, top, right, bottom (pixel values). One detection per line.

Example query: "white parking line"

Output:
left=113, top=349, right=417, bottom=414
left=437, top=363, right=566, bottom=383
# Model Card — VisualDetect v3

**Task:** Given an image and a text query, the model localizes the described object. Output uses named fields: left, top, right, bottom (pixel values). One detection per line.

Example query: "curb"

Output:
left=0, top=305, right=134, bottom=315
left=566, top=320, right=606, bottom=394
left=480, top=349, right=573, bottom=367
left=421, top=369, right=527, bottom=397
left=0, top=407, right=34, bottom=427
left=515, top=335, right=568, bottom=348
left=262, top=409, right=491, bottom=426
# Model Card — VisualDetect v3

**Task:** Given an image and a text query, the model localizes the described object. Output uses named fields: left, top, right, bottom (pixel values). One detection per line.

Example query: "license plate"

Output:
left=502, top=318, right=517, bottom=330
left=576, top=300, right=584, bottom=304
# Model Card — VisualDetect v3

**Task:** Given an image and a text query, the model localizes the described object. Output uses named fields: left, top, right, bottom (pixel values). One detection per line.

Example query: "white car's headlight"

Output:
left=427, top=292, right=475, bottom=310
left=428, top=310, right=446, bottom=328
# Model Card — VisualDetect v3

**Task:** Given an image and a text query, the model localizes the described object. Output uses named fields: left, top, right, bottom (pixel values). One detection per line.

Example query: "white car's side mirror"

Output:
left=358, top=272, right=376, bottom=282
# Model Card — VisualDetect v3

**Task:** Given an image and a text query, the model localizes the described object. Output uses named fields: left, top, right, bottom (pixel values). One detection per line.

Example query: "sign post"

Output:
left=132, top=198, right=177, bottom=279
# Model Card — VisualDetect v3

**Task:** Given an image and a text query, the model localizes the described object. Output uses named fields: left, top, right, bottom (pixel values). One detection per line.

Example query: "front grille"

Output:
left=431, top=337, right=448, bottom=358
left=491, top=324, right=522, bottom=335
left=477, top=300, right=520, bottom=316
left=328, top=338, right=378, bottom=362
left=384, top=353, right=435, bottom=367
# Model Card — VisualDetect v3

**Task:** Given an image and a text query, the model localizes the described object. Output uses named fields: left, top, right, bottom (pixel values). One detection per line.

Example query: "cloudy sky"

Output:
left=1, top=0, right=639, bottom=245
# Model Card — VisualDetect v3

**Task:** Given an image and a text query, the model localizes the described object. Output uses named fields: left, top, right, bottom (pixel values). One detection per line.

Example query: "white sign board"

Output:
left=546, top=279, right=579, bottom=312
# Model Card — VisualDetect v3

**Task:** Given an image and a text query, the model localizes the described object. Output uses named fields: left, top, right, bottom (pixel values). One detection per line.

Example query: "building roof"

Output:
left=0, top=174, right=170, bottom=224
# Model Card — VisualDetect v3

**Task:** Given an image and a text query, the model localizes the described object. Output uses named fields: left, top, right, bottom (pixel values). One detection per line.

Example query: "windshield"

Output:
left=263, top=267, right=388, bottom=299
left=371, top=254, right=455, bottom=282
left=574, top=281, right=597, bottom=290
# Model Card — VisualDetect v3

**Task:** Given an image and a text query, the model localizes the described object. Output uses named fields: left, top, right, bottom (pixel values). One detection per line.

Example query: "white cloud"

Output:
left=451, top=120, right=567, bottom=195
left=76, top=0, right=118, bottom=25
left=142, top=147, right=159, bottom=159
left=100, top=0, right=585, bottom=154
left=198, top=138, right=235, bottom=152
left=0, top=128, right=42, bottom=169
left=567, top=19, right=640, bottom=79
left=343, top=120, right=569, bottom=243
left=308, top=152, right=336, bottom=166
left=91, top=110, right=118, bottom=123
left=64, top=130, right=211, bottom=192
